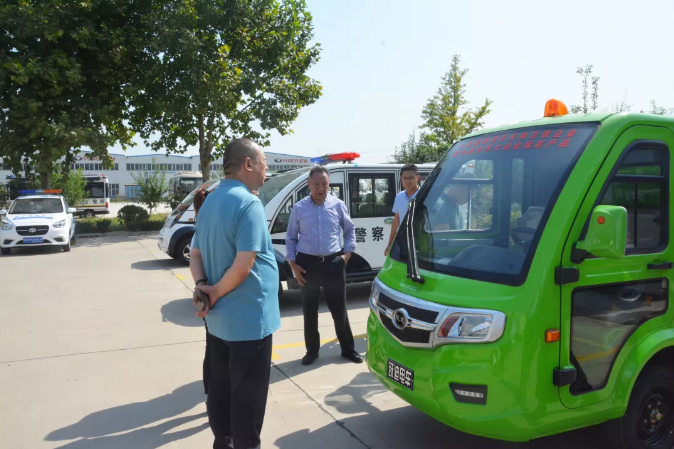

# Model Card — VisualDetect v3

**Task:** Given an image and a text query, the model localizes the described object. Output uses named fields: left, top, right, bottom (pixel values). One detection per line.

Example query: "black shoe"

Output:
left=341, top=350, right=363, bottom=364
left=302, top=352, right=319, bottom=365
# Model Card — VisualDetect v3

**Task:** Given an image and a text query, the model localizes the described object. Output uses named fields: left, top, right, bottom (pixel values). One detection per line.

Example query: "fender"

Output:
left=168, top=225, right=195, bottom=257
left=610, top=327, right=674, bottom=413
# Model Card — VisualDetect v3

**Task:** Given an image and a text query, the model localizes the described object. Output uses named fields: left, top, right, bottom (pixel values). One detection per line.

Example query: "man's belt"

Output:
left=297, top=251, right=343, bottom=262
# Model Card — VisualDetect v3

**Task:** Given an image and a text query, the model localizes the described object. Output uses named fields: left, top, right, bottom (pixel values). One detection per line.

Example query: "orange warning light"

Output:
left=545, top=329, right=560, bottom=343
left=544, top=99, right=569, bottom=118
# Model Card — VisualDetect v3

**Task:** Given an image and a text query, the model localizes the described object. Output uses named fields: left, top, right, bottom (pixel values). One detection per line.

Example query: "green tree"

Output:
left=130, top=0, right=322, bottom=181
left=390, top=129, right=438, bottom=164
left=0, top=0, right=154, bottom=188
left=420, top=55, right=492, bottom=149
left=650, top=101, right=673, bottom=116
left=50, top=167, right=89, bottom=206
left=0, top=184, right=8, bottom=210
left=570, top=65, right=600, bottom=114
left=131, top=159, right=170, bottom=215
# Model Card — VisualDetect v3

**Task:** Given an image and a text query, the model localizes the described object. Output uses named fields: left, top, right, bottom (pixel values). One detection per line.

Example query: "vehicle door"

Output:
left=560, top=126, right=674, bottom=408
left=347, top=169, right=398, bottom=271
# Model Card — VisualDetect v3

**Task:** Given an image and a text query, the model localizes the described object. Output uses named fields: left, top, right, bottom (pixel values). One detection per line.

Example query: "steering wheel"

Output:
left=510, top=227, right=537, bottom=248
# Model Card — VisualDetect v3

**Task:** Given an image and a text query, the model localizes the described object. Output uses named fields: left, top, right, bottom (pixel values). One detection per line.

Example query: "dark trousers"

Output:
left=296, top=252, right=355, bottom=355
left=206, top=332, right=273, bottom=449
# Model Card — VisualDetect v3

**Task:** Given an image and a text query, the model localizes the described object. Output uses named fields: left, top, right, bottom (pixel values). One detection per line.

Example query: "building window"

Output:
left=110, top=184, right=120, bottom=198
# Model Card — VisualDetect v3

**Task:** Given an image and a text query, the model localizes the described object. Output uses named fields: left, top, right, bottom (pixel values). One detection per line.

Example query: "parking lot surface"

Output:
left=0, top=237, right=610, bottom=448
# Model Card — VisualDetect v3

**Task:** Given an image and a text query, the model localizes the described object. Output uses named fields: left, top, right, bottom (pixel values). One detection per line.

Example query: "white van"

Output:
left=158, top=158, right=436, bottom=295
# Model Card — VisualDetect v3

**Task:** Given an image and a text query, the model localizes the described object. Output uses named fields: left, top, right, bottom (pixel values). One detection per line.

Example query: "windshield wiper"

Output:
left=405, top=198, right=424, bottom=284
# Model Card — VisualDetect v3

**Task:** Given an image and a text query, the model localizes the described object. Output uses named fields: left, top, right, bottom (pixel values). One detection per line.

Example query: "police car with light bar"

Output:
left=0, top=190, right=77, bottom=255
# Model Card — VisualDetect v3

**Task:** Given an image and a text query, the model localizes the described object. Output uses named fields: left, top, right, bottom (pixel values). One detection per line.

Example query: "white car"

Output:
left=0, top=190, right=77, bottom=255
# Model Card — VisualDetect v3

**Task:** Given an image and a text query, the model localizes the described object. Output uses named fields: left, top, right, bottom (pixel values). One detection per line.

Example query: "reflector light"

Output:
left=544, top=99, right=569, bottom=117
left=545, top=329, right=560, bottom=343
left=597, top=216, right=605, bottom=224
left=18, top=189, right=62, bottom=195
left=311, top=152, right=360, bottom=165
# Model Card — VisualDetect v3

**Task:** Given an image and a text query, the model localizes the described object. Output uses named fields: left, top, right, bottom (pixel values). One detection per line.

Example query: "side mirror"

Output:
left=575, top=205, right=627, bottom=261
left=0, top=209, right=6, bottom=216
left=67, top=208, right=77, bottom=214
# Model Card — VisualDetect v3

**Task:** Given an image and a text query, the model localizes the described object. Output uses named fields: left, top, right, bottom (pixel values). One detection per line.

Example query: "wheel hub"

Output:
left=638, top=392, right=672, bottom=447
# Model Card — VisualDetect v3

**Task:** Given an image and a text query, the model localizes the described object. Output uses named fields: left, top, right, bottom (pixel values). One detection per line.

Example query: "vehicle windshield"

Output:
left=391, top=123, right=599, bottom=285
left=9, top=198, right=64, bottom=214
left=85, top=182, right=106, bottom=199
left=257, top=167, right=312, bottom=207
left=170, top=179, right=219, bottom=215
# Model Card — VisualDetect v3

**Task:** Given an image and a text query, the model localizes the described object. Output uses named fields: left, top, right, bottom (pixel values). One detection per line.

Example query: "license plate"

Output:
left=23, top=237, right=43, bottom=244
left=387, top=358, right=414, bottom=390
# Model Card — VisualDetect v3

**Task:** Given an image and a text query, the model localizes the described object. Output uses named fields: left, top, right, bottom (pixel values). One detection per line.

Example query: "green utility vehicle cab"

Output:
left=367, top=100, right=674, bottom=448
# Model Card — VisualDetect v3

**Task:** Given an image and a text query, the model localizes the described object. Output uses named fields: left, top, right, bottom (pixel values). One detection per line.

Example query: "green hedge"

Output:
left=75, top=214, right=167, bottom=234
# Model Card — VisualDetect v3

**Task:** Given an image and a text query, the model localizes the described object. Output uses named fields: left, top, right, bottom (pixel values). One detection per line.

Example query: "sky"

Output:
left=118, top=0, right=674, bottom=164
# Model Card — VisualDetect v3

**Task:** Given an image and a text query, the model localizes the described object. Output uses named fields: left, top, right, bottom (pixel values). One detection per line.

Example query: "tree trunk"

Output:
left=198, top=116, right=210, bottom=182
left=40, top=171, right=50, bottom=190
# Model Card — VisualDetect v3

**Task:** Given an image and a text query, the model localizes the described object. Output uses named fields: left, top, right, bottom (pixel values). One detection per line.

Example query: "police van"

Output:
left=0, top=190, right=77, bottom=255
left=158, top=153, right=435, bottom=295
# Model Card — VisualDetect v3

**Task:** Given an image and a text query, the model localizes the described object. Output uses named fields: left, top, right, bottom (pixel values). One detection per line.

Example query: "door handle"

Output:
left=647, top=261, right=673, bottom=270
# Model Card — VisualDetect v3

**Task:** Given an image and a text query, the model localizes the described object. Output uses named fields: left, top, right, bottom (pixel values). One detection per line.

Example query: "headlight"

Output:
left=369, top=280, right=381, bottom=311
left=53, top=219, right=67, bottom=229
left=438, top=312, right=506, bottom=342
left=1, top=219, right=13, bottom=231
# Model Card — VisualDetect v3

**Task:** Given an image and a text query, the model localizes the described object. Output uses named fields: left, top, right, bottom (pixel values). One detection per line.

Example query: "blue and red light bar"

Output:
left=18, top=189, right=62, bottom=195
left=310, top=152, right=360, bottom=165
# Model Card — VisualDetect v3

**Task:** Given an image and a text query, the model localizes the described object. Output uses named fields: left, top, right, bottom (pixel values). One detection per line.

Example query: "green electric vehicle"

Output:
left=367, top=99, right=674, bottom=448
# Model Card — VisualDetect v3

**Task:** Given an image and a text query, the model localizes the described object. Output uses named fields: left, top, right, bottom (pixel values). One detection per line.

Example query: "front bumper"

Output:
left=0, top=227, right=71, bottom=248
left=157, top=228, right=170, bottom=254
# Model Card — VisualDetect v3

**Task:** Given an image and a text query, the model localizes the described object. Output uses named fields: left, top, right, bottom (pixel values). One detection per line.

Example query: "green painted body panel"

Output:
left=367, top=111, right=674, bottom=442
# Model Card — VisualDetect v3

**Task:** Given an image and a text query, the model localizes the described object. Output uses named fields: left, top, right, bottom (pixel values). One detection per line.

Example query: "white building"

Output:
left=0, top=149, right=312, bottom=199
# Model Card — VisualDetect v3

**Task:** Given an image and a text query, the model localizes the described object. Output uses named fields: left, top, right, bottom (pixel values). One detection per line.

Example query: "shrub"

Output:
left=96, top=219, right=112, bottom=233
left=141, top=220, right=165, bottom=232
left=76, top=220, right=96, bottom=234
left=117, top=205, right=150, bottom=231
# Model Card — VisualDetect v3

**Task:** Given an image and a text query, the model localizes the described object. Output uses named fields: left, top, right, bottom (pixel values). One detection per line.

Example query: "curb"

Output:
left=76, top=231, right=160, bottom=239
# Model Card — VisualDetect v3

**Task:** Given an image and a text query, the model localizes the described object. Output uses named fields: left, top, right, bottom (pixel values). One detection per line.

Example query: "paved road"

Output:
left=0, top=237, right=610, bottom=448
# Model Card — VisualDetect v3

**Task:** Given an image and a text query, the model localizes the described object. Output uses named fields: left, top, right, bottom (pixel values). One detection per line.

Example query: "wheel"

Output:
left=604, top=364, right=674, bottom=449
left=0, top=247, right=10, bottom=256
left=176, top=237, right=191, bottom=266
left=83, top=210, right=95, bottom=218
left=278, top=281, right=284, bottom=303
left=62, top=240, right=71, bottom=252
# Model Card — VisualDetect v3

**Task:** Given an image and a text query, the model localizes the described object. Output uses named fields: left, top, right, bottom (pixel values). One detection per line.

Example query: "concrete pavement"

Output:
left=0, top=237, right=609, bottom=448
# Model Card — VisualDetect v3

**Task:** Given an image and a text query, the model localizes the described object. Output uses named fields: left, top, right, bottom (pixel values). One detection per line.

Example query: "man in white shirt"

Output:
left=384, top=164, right=420, bottom=257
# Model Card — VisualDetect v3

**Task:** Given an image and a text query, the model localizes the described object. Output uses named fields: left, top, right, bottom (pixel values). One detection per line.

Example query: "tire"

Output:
left=278, top=281, right=284, bottom=303
left=62, top=240, right=71, bottom=252
left=604, top=364, right=674, bottom=449
left=83, top=210, right=95, bottom=218
left=0, top=247, right=10, bottom=256
left=177, top=237, right=191, bottom=266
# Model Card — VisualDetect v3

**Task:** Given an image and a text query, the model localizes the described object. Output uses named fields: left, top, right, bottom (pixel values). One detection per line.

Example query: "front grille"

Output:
left=16, top=225, right=49, bottom=236
left=380, top=312, right=431, bottom=344
left=378, top=293, right=439, bottom=323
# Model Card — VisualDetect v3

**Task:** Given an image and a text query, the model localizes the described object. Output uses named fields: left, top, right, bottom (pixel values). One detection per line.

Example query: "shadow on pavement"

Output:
left=131, top=259, right=184, bottom=271
left=45, top=381, right=207, bottom=448
left=0, top=245, right=63, bottom=257
left=276, top=372, right=610, bottom=449
left=161, top=298, right=207, bottom=327
left=271, top=335, right=368, bottom=384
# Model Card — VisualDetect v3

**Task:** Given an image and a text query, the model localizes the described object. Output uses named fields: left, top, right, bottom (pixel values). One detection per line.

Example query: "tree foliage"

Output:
left=130, top=0, right=322, bottom=181
left=391, top=55, right=492, bottom=164
left=130, top=159, right=170, bottom=215
left=50, top=167, right=89, bottom=206
left=570, top=65, right=600, bottom=114
left=0, top=0, right=154, bottom=188
left=650, top=101, right=673, bottom=116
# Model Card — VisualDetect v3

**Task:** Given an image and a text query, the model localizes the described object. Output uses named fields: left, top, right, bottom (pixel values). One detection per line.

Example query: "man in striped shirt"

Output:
left=285, top=166, right=362, bottom=365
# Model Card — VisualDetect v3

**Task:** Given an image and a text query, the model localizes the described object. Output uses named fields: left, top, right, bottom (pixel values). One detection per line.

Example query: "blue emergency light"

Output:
left=18, top=189, right=62, bottom=195
left=310, top=152, right=360, bottom=165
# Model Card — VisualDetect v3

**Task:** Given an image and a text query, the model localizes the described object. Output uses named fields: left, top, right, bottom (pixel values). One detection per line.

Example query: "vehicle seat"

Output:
left=517, top=206, right=545, bottom=229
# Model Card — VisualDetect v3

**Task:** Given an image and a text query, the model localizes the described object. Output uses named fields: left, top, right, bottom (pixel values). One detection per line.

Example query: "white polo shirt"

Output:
left=392, top=188, right=419, bottom=227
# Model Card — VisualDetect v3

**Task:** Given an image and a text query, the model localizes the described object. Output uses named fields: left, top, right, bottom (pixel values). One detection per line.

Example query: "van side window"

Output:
left=598, top=144, right=669, bottom=251
left=349, top=174, right=395, bottom=218
left=272, top=197, right=293, bottom=234
left=296, top=183, right=343, bottom=202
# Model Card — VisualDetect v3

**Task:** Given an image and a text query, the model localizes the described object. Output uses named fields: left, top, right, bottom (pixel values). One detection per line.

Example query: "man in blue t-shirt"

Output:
left=190, top=138, right=280, bottom=449
left=384, top=164, right=420, bottom=257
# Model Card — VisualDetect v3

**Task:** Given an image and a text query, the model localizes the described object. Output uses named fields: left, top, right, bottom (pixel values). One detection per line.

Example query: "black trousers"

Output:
left=296, top=252, right=355, bottom=355
left=206, top=332, right=273, bottom=449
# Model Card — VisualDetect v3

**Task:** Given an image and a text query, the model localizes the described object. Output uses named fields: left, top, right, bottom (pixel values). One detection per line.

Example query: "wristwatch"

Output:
left=196, top=278, right=208, bottom=286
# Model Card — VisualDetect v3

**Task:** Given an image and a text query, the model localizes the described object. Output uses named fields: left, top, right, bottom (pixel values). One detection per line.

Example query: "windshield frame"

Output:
left=392, top=122, right=600, bottom=286
left=9, top=197, right=64, bottom=215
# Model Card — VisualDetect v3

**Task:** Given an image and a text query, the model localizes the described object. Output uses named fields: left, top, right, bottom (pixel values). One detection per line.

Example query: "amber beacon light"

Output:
left=544, top=99, right=569, bottom=118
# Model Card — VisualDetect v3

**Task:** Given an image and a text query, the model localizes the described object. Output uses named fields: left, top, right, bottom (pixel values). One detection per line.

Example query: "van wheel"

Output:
left=177, top=237, right=191, bottom=266
left=83, top=210, right=95, bottom=218
left=604, top=364, right=674, bottom=449
left=0, top=247, right=10, bottom=256
left=278, top=281, right=284, bottom=303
